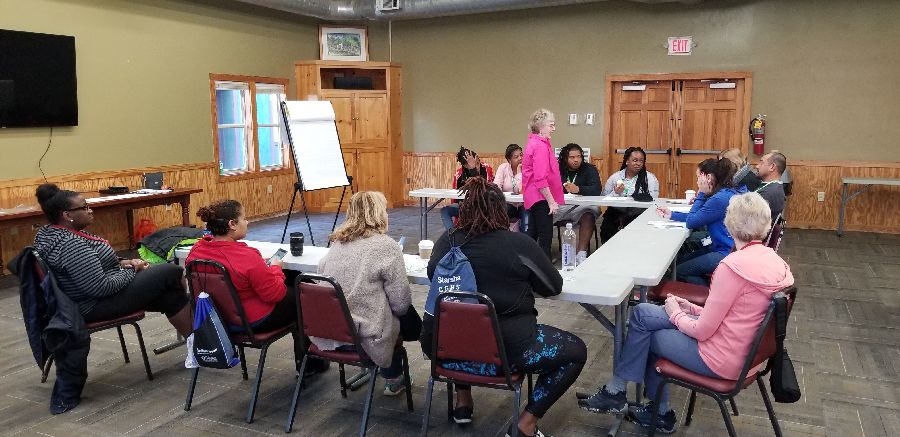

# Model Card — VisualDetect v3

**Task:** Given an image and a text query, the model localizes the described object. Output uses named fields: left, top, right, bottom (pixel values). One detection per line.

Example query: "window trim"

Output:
left=210, top=73, right=292, bottom=182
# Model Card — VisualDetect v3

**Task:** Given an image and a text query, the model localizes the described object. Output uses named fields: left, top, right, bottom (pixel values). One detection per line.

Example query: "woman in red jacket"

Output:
left=186, top=200, right=328, bottom=375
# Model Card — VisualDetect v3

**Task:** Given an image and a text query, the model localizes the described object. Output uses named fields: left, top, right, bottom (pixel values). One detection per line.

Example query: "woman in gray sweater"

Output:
left=317, top=191, right=413, bottom=396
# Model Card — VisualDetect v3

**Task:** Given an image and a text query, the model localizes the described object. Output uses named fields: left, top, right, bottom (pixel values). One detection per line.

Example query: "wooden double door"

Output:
left=605, top=73, right=752, bottom=198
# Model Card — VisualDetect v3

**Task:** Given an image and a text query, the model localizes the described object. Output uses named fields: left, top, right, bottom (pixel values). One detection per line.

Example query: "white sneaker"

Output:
left=576, top=251, right=588, bottom=264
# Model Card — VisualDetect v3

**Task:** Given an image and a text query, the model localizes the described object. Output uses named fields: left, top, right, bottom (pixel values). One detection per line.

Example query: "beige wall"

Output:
left=391, top=0, right=900, bottom=161
left=0, top=0, right=338, bottom=181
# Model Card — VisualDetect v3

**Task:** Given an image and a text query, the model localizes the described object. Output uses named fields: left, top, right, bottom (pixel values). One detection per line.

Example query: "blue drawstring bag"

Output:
left=191, top=292, right=240, bottom=369
left=425, top=233, right=477, bottom=316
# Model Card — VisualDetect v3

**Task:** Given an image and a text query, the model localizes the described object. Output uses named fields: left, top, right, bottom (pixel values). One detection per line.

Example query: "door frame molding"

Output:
left=602, top=71, right=754, bottom=177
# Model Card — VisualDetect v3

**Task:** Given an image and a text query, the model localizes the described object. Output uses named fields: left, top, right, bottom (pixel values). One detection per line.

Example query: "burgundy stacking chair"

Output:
left=765, top=213, right=786, bottom=252
left=647, top=286, right=797, bottom=437
left=285, top=273, right=413, bottom=436
left=183, top=259, right=296, bottom=424
left=420, top=291, right=532, bottom=437
left=32, top=249, right=153, bottom=383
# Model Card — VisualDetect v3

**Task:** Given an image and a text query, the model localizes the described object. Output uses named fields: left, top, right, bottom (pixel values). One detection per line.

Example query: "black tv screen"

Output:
left=0, top=29, right=78, bottom=128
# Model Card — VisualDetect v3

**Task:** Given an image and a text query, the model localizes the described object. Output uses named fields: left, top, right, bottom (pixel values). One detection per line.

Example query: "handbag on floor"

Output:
left=769, top=293, right=801, bottom=403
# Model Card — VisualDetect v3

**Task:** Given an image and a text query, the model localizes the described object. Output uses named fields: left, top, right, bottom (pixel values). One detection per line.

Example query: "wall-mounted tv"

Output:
left=0, top=29, right=78, bottom=128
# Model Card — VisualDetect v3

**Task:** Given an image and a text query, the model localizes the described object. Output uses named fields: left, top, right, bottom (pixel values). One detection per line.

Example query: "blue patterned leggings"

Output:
left=443, top=324, right=586, bottom=417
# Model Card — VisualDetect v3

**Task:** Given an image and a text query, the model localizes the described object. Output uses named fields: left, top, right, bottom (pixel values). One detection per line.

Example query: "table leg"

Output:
left=180, top=197, right=191, bottom=227
left=670, top=259, right=677, bottom=281
left=420, top=197, right=426, bottom=241
left=837, top=183, right=848, bottom=236
left=126, top=209, right=135, bottom=248
left=153, top=336, right=185, bottom=355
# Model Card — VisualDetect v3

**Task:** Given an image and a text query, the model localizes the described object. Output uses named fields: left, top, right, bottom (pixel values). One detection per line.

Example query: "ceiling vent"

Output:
left=376, top=0, right=401, bottom=12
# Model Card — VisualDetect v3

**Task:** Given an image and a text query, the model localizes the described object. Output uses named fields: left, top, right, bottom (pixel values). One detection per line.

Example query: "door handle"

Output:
left=679, top=149, right=721, bottom=156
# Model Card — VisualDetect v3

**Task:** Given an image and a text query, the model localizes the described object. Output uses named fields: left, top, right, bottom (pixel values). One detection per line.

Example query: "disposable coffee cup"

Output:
left=418, top=240, right=434, bottom=259
left=685, top=190, right=696, bottom=201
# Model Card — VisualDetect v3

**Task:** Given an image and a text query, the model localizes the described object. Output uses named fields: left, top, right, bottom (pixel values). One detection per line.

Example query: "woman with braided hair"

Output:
left=600, top=147, right=660, bottom=242
left=421, top=177, right=586, bottom=437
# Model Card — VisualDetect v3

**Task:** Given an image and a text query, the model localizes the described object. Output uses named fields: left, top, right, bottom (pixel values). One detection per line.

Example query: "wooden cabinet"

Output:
left=294, top=61, right=402, bottom=211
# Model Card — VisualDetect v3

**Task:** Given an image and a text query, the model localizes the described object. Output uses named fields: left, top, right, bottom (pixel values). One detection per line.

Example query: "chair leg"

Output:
left=285, top=355, right=309, bottom=433
left=238, top=346, right=248, bottom=380
left=184, top=367, right=200, bottom=411
left=401, top=348, right=414, bottom=412
left=131, top=323, right=153, bottom=381
left=339, top=363, right=348, bottom=398
left=446, top=382, right=454, bottom=422
left=715, top=397, right=738, bottom=437
left=684, top=390, right=697, bottom=426
left=41, top=355, right=55, bottom=383
left=246, top=344, right=271, bottom=424
left=729, top=397, right=739, bottom=416
left=116, top=325, right=131, bottom=363
left=420, top=377, right=435, bottom=437
left=358, top=367, right=378, bottom=437
left=648, top=380, right=668, bottom=437
left=757, top=378, right=783, bottom=437
left=511, top=385, right=522, bottom=437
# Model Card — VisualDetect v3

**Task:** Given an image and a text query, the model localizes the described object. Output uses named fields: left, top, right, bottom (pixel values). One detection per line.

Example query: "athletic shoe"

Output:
left=383, top=375, right=409, bottom=396
left=577, top=385, right=628, bottom=414
left=300, top=358, right=330, bottom=377
left=576, top=251, right=588, bottom=264
left=452, top=405, right=473, bottom=424
left=627, top=402, right=677, bottom=434
left=506, top=424, right=550, bottom=437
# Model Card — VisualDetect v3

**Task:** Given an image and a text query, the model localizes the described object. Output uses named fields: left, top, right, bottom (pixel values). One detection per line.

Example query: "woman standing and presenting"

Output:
left=522, top=109, right=564, bottom=259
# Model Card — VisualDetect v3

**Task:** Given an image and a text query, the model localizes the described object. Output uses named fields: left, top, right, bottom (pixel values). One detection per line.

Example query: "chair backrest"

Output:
left=294, top=273, right=361, bottom=347
left=732, top=285, right=797, bottom=393
left=185, top=259, right=253, bottom=334
left=432, top=291, right=516, bottom=386
left=765, top=213, right=786, bottom=252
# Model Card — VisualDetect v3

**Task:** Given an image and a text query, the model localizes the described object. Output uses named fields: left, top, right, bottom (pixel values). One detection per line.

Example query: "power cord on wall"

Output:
left=38, top=127, right=53, bottom=183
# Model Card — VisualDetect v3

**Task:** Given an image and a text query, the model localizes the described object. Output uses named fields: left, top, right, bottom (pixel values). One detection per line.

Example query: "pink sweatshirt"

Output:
left=522, top=133, right=564, bottom=209
left=493, top=162, right=521, bottom=194
left=668, top=243, right=794, bottom=380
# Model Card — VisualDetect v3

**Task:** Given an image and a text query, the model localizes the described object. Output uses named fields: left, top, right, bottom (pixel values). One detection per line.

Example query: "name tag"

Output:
left=701, top=236, right=712, bottom=247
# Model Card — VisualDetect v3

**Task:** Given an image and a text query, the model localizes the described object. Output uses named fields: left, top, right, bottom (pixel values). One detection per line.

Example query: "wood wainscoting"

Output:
left=401, top=152, right=900, bottom=234
left=0, top=162, right=300, bottom=272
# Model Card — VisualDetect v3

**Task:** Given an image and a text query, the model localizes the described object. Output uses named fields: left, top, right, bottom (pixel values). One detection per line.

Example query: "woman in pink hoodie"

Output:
left=578, top=192, right=794, bottom=434
left=522, top=108, right=564, bottom=259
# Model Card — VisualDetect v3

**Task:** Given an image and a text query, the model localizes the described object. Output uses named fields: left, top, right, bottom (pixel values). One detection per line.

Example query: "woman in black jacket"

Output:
left=421, top=177, right=587, bottom=437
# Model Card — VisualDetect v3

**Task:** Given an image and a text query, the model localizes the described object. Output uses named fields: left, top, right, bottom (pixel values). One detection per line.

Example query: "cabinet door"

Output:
left=355, top=149, right=389, bottom=196
left=355, top=94, right=388, bottom=144
left=324, top=94, right=354, bottom=145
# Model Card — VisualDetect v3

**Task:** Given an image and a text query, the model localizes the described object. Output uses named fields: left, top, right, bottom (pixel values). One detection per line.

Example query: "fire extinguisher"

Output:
left=749, top=114, right=766, bottom=156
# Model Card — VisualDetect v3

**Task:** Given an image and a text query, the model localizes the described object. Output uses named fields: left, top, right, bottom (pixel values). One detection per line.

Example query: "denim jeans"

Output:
left=440, top=204, right=459, bottom=230
left=676, top=248, right=726, bottom=286
left=614, top=304, right=719, bottom=408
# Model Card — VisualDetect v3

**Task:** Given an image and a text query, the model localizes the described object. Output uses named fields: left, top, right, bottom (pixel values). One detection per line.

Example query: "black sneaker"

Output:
left=505, top=424, right=550, bottom=437
left=452, top=405, right=473, bottom=424
left=627, top=402, right=677, bottom=434
left=301, top=358, right=330, bottom=377
left=577, top=385, right=627, bottom=414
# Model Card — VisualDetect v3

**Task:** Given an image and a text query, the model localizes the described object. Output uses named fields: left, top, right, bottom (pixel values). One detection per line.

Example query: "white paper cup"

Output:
left=685, top=190, right=696, bottom=201
left=418, top=240, right=434, bottom=259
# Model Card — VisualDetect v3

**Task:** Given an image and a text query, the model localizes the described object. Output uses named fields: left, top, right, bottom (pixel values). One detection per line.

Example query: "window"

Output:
left=210, top=74, right=290, bottom=179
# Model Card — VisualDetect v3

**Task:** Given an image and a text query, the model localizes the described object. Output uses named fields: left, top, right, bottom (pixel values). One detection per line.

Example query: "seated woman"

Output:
left=600, top=146, right=660, bottom=242
left=579, top=192, right=794, bottom=434
left=441, top=146, right=494, bottom=230
left=316, top=191, right=415, bottom=396
left=186, top=200, right=328, bottom=376
left=421, top=177, right=586, bottom=437
left=493, top=143, right=528, bottom=232
left=31, top=184, right=191, bottom=413
left=32, top=183, right=192, bottom=336
left=556, top=143, right=602, bottom=263
left=656, top=158, right=746, bottom=285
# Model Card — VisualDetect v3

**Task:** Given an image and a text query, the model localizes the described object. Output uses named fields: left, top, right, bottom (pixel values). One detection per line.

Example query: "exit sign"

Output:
left=668, top=36, right=693, bottom=55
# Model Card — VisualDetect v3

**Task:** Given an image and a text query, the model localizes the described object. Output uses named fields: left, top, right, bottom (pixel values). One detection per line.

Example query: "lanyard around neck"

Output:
left=755, top=180, right=779, bottom=192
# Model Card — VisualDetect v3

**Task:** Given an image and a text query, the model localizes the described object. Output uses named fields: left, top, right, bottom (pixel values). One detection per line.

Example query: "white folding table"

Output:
left=837, top=177, right=900, bottom=236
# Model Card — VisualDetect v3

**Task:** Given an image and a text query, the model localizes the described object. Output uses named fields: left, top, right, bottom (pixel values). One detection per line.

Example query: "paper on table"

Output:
left=647, top=220, right=687, bottom=229
left=669, top=206, right=692, bottom=213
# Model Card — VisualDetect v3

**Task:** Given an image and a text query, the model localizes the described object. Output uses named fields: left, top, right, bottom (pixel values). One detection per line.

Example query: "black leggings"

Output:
left=528, top=200, right=554, bottom=260
left=84, top=263, right=189, bottom=322
left=450, top=324, right=586, bottom=418
left=600, top=207, right=642, bottom=243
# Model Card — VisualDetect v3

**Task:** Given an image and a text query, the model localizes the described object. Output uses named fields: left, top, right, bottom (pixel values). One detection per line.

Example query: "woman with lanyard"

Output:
left=554, top=143, right=602, bottom=263
left=599, top=147, right=660, bottom=242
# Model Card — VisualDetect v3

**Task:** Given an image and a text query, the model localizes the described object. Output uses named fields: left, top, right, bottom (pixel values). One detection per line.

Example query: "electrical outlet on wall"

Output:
left=585, top=113, right=595, bottom=125
left=817, top=192, right=825, bottom=202
left=568, top=113, right=578, bottom=125
left=165, top=205, right=172, bottom=211
left=267, top=184, right=273, bottom=194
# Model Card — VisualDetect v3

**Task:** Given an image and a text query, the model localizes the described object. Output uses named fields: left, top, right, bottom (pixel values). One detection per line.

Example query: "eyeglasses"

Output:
left=66, top=204, right=92, bottom=212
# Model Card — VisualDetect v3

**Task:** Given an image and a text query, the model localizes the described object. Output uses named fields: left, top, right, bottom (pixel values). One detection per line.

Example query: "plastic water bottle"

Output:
left=562, top=223, right=578, bottom=275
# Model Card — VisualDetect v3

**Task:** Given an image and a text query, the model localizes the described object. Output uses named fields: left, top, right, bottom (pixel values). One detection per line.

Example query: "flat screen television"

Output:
left=0, top=29, right=78, bottom=128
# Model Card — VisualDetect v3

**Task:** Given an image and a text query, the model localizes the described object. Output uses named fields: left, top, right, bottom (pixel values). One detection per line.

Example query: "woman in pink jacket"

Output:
left=522, top=109, right=564, bottom=258
left=578, top=192, right=794, bottom=434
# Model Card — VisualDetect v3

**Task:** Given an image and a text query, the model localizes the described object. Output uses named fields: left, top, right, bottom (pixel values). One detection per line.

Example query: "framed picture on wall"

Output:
left=319, top=25, right=369, bottom=61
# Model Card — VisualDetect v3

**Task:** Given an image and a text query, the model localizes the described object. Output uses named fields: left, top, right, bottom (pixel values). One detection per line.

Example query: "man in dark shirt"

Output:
left=556, top=143, right=601, bottom=263
left=755, top=152, right=787, bottom=221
